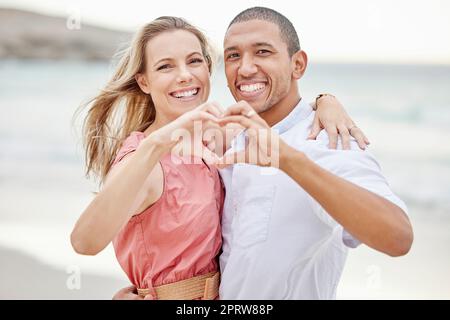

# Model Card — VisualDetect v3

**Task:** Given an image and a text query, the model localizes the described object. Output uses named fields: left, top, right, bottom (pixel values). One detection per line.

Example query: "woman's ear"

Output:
left=292, top=50, right=308, bottom=80
left=135, top=73, right=150, bottom=94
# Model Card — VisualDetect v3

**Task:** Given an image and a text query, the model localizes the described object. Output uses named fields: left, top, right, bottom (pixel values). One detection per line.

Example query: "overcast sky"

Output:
left=1, top=0, right=449, bottom=64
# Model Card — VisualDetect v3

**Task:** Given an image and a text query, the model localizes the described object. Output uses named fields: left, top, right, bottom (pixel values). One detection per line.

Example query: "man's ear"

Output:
left=135, top=73, right=150, bottom=94
left=292, top=50, right=308, bottom=80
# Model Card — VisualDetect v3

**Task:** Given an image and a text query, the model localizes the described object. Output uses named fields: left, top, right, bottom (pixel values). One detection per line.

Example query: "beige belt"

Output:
left=137, top=271, right=220, bottom=300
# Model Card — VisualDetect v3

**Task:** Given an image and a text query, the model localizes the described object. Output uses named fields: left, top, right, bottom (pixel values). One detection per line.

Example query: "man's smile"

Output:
left=236, top=80, right=268, bottom=99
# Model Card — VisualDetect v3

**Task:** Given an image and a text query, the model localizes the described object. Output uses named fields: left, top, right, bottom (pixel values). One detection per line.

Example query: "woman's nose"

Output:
left=177, top=66, right=193, bottom=83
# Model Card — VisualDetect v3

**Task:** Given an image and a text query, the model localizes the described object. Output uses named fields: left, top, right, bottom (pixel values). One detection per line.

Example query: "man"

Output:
left=114, top=7, right=412, bottom=299
left=214, top=6, right=412, bottom=299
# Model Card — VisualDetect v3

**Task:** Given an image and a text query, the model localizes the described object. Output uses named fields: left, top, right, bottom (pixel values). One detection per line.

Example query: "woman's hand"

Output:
left=112, top=285, right=143, bottom=300
left=149, top=102, right=224, bottom=164
left=71, top=102, right=224, bottom=256
left=310, top=95, right=370, bottom=150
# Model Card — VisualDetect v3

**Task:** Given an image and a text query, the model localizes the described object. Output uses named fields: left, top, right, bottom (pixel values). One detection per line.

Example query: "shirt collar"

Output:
left=231, top=98, right=312, bottom=152
left=271, top=97, right=312, bottom=134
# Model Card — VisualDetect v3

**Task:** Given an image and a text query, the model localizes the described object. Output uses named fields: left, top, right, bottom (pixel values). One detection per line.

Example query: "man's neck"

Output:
left=259, top=89, right=302, bottom=127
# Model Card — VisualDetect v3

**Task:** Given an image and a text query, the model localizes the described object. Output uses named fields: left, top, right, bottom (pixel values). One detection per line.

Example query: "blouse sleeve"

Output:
left=111, top=132, right=145, bottom=167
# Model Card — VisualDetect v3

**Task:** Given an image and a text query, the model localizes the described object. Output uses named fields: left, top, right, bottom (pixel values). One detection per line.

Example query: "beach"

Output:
left=0, top=183, right=448, bottom=299
left=0, top=60, right=449, bottom=299
left=0, top=246, right=128, bottom=299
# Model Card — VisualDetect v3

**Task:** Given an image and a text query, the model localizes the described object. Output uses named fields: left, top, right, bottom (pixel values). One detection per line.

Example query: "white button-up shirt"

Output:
left=218, top=98, right=408, bottom=299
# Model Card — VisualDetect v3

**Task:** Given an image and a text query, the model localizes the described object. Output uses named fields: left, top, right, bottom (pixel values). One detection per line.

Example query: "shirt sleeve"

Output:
left=302, top=132, right=408, bottom=248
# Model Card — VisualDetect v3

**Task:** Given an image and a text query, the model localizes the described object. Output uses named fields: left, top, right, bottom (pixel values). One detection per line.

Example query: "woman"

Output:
left=71, top=16, right=368, bottom=300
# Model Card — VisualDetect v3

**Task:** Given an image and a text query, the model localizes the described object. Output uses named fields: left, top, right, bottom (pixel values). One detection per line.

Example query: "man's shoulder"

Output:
left=314, top=130, right=363, bottom=152
left=285, top=123, right=377, bottom=171
left=284, top=114, right=362, bottom=153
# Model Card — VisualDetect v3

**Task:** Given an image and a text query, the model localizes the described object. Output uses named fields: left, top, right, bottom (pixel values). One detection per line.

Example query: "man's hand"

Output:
left=216, top=101, right=282, bottom=169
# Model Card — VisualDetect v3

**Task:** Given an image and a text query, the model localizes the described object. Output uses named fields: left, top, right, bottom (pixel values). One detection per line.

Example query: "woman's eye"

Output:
left=190, top=58, right=203, bottom=64
left=157, top=64, right=171, bottom=71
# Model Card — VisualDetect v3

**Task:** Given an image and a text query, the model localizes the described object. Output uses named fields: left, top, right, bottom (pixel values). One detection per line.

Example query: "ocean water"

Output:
left=0, top=59, right=449, bottom=298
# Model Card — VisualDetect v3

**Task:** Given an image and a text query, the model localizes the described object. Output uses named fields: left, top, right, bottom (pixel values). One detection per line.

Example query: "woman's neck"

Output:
left=143, top=113, right=172, bottom=137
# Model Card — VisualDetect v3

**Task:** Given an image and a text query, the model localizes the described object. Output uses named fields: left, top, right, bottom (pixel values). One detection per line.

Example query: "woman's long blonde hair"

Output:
left=79, top=16, right=215, bottom=185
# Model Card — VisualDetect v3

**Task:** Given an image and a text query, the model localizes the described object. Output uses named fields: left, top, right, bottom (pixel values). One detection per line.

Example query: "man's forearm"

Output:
left=279, top=141, right=413, bottom=256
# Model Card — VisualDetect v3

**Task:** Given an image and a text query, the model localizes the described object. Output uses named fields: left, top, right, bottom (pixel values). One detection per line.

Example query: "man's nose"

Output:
left=238, top=55, right=258, bottom=77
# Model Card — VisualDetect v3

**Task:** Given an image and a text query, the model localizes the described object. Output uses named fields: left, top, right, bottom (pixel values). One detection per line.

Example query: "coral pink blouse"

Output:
left=110, top=131, right=224, bottom=298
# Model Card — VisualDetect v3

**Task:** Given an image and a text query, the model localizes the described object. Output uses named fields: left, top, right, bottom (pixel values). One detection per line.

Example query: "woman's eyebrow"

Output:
left=153, top=57, right=171, bottom=67
left=186, top=51, right=203, bottom=58
left=153, top=52, right=202, bottom=67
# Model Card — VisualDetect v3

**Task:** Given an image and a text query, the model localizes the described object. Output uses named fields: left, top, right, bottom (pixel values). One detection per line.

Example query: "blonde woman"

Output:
left=71, top=16, right=368, bottom=300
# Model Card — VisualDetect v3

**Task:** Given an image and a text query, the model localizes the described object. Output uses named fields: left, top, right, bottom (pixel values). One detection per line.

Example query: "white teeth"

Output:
left=240, top=83, right=265, bottom=93
left=172, top=88, right=198, bottom=98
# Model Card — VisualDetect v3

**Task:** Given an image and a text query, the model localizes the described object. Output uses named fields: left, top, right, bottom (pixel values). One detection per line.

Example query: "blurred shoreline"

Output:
left=0, top=8, right=131, bottom=60
left=1, top=7, right=450, bottom=67
left=0, top=245, right=129, bottom=299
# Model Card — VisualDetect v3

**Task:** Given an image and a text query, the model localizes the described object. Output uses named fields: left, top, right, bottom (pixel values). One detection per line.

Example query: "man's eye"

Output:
left=226, top=53, right=239, bottom=60
left=257, top=49, right=270, bottom=55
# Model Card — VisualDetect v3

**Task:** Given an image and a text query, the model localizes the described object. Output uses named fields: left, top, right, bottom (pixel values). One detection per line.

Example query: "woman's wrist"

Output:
left=143, top=131, right=174, bottom=155
left=314, top=93, right=336, bottom=111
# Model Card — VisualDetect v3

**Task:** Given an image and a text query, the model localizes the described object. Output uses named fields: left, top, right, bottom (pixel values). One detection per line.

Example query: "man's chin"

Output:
left=247, top=100, right=271, bottom=114
left=232, top=93, right=271, bottom=114
left=235, top=96, right=258, bottom=109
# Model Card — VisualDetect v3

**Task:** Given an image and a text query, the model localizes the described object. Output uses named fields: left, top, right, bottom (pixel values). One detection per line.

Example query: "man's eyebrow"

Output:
left=253, top=42, right=276, bottom=49
left=224, top=43, right=276, bottom=53
left=224, top=46, right=238, bottom=53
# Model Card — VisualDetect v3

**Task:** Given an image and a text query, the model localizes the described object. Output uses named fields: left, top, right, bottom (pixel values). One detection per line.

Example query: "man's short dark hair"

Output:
left=227, top=6, right=301, bottom=56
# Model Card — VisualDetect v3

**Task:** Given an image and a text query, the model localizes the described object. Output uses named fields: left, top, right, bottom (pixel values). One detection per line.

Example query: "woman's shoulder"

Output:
left=123, top=131, right=146, bottom=147
left=112, top=131, right=146, bottom=166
